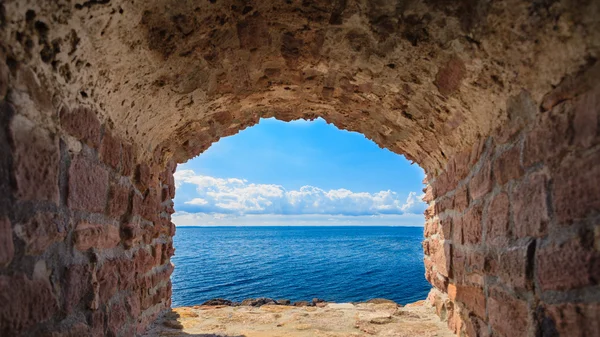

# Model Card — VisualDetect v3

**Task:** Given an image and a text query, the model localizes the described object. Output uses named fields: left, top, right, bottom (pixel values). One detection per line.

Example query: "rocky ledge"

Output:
left=143, top=299, right=453, bottom=337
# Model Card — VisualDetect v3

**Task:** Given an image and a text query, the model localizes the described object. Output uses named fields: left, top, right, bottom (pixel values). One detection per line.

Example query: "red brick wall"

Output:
left=424, top=68, right=600, bottom=336
left=0, top=91, right=176, bottom=334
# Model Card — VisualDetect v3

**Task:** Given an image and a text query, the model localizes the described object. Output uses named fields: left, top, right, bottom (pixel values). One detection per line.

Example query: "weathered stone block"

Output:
left=14, top=212, right=66, bottom=255
left=462, top=204, right=483, bottom=245
left=73, top=221, right=120, bottom=251
left=469, top=162, right=492, bottom=201
left=0, top=273, right=58, bottom=334
left=552, top=152, right=600, bottom=224
left=494, top=239, right=533, bottom=290
left=488, top=287, right=529, bottom=337
left=536, top=236, right=599, bottom=291
left=0, top=217, right=13, bottom=267
left=60, top=107, right=101, bottom=148
left=485, top=192, right=510, bottom=247
left=99, top=130, right=121, bottom=170
left=121, top=142, right=135, bottom=177
left=453, top=185, right=469, bottom=212
left=546, top=303, right=600, bottom=337
left=493, top=146, right=523, bottom=186
left=107, top=179, right=130, bottom=218
left=455, top=285, right=486, bottom=319
left=511, top=171, right=549, bottom=238
left=10, top=114, right=59, bottom=203
left=68, top=156, right=109, bottom=213
left=62, top=264, right=91, bottom=314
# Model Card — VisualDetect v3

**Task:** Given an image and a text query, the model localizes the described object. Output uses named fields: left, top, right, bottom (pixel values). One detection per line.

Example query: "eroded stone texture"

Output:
left=1, top=0, right=599, bottom=173
left=0, top=0, right=598, bottom=336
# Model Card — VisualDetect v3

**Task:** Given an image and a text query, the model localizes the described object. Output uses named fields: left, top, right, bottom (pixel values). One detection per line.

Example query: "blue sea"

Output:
left=171, top=226, right=430, bottom=307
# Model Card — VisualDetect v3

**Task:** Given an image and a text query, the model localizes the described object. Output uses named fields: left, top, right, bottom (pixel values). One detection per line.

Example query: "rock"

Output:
left=276, top=299, right=291, bottom=305
left=201, top=298, right=232, bottom=306
left=312, top=298, right=327, bottom=305
left=370, top=317, right=394, bottom=324
left=366, top=298, right=398, bottom=305
left=163, top=320, right=183, bottom=329
left=327, top=303, right=355, bottom=309
left=293, top=301, right=310, bottom=307
left=241, top=298, right=276, bottom=307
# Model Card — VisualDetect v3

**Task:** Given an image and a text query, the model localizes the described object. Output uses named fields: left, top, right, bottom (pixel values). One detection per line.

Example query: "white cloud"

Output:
left=174, top=170, right=427, bottom=217
left=172, top=212, right=425, bottom=227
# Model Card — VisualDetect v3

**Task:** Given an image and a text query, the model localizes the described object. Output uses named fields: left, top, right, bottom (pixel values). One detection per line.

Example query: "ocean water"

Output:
left=171, top=226, right=430, bottom=307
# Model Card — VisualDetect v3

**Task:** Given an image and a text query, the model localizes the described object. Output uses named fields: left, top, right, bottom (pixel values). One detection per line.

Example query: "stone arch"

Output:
left=0, top=0, right=599, bottom=336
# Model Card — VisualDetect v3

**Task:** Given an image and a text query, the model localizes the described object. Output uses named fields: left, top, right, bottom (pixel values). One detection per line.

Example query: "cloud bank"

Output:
left=174, top=170, right=427, bottom=217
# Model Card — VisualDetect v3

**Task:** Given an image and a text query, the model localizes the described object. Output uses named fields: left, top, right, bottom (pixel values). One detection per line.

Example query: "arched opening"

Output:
left=0, top=1, right=599, bottom=336
left=170, top=117, right=430, bottom=309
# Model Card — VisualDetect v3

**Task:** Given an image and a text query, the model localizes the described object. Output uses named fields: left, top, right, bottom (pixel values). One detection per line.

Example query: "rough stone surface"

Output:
left=68, top=156, right=109, bottom=213
left=144, top=301, right=454, bottom=337
left=0, top=1, right=599, bottom=336
left=0, top=217, right=13, bottom=267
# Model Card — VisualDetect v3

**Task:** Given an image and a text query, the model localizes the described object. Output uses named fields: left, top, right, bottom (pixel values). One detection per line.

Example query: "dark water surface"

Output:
left=171, top=226, right=430, bottom=307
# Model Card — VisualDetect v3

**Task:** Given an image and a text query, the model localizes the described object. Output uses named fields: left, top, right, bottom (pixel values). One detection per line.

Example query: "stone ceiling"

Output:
left=1, top=0, right=598, bottom=173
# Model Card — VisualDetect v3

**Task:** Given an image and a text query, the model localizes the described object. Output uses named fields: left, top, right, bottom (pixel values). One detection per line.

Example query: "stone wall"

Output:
left=0, top=67, right=176, bottom=336
left=423, top=65, right=600, bottom=336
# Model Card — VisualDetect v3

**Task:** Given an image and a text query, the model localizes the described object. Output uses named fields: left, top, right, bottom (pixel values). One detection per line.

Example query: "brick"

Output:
left=463, top=204, right=483, bottom=245
left=464, top=314, right=490, bottom=337
left=73, top=221, right=120, bottom=251
left=107, top=299, right=128, bottom=336
left=493, top=146, right=523, bottom=185
left=10, top=114, right=59, bottom=203
left=121, top=221, right=142, bottom=249
left=424, top=219, right=437, bottom=237
left=511, top=171, right=549, bottom=238
left=62, top=264, right=91, bottom=314
left=107, top=180, right=130, bottom=218
left=523, top=104, right=570, bottom=167
left=536, top=236, right=600, bottom=291
left=0, top=217, right=13, bottom=267
left=13, top=212, right=67, bottom=255
left=121, top=142, right=135, bottom=176
left=60, top=107, right=101, bottom=148
left=68, top=156, right=109, bottom=213
left=493, top=239, right=534, bottom=290
left=424, top=203, right=435, bottom=221
left=99, top=130, right=121, bottom=170
left=552, top=152, right=600, bottom=224
left=140, top=188, right=161, bottom=223
left=469, top=161, right=492, bottom=201
left=455, top=285, right=486, bottom=319
left=453, top=248, right=485, bottom=285
left=429, top=239, right=451, bottom=277
left=488, top=287, right=529, bottom=337
left=152, top=244, right=163, bottom=265
left=572, top=84, right=599, bottom=148
left=434, top=195, right=453, bottom=215
left=440, top=217, right=452, bottom=240
left=97, top=260, right=119, bottom=303
left=452, top=216, right=463, bottom=244
left=135, top=163, right=152, bottom=192
left=134, top=248, right=155, bottom=274
left=546, top=303, right=600, bottom=337
left=0, top=273, right=58, bottom=334
left=432, top=172, right=452, bottom=198
left=485, top=192, right=510, bottom=247
left=453, top=185, right=469, bottom=212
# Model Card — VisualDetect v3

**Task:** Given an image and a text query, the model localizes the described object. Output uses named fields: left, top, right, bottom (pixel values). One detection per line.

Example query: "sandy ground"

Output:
left=143, top=300, right=453, bottom=337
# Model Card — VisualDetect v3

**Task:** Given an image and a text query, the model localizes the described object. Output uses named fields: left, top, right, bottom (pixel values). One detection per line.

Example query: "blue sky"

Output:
left=173, top=118, right=427, bottom=226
